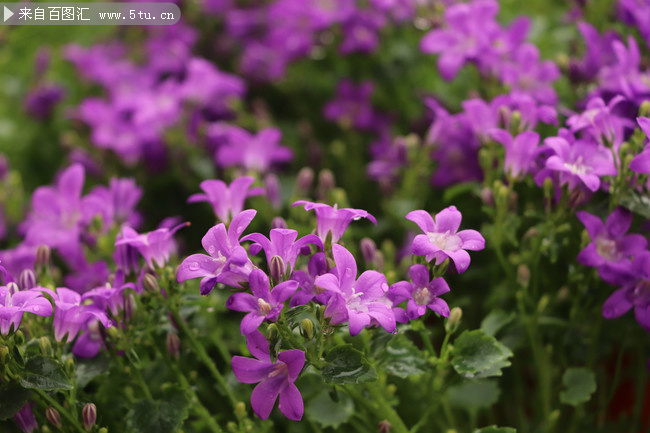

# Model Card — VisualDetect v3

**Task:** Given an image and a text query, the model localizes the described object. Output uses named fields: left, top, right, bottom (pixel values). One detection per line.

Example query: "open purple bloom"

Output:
left=499, top=43, right=560, bottom=105
left=490, top=129, right=541, bottom=179
left=631, top=117, right=650, bottom=174
left=72, top=319, right=105, bottom=358
left=83, top=178, right=143, bottom=230
left=177, top=210, right=257, bottom=295
left=232, top=330, right=305, bottom=420
left=290, top=252, right=330, bottom=307
left=41, top=287, right=111, bottom=342
left=339, top=10, right=384, bottom=54
left=566, top=96, right=635, bottom=149
left=292, top=201, right=376, bottom=243
left=406, top=206, right=485, bottom=273
left=0, top=285, right=53, bottom=335
left=188, top=176, right=264, bottom=223
left=389, top=265, right=451, bottom=321
left=82, top=270, right=136, bottom=317
left=226, top=269, right=298, bottom=335
left=538, top=131, right=617, bottom=192
left=577, top=208, right=648, bottom=268
left=314, top=244, right=395, bottom=336
left=24, top=85, right=65, bottom=120
left=115, top=221, right=187, bottom=269
left=323, top=80, right=379, bottom=132
left=599, top=252, right=650, bottom=331
left=216, top=126, right=293, bottom=172
left=242, top=229, right=323, bottom=276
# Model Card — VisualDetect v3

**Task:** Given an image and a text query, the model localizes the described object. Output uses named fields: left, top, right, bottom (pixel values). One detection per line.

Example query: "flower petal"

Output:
left=278, top=383, right=304, bottom=421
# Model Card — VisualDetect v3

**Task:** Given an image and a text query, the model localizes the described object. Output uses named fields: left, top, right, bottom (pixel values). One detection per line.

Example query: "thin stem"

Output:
left=364, top=381, right=409, bottom=433
left=35, top=389, right=86, bottom=433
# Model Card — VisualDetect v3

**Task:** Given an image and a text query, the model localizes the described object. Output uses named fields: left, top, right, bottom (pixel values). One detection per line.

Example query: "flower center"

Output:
left=427, top=231, right=462, bottom=251
left=268, top=363, right=288, bottom=378
left=413, top=287, right=432, bottom=306
left=595, top=237, right=618, bottom=261
left=564, top=156, right=588, bottom=175
left=258, top=298, right=272, bottom=315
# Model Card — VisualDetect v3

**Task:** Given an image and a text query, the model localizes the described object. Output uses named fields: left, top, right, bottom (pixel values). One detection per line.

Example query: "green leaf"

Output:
left=451, top=330, right=513, bottom=379
left=447, top=380, right=500, bottom=412
left=18, top=356, right=73, bottom=391
left=306, top=389, right=355, bottom=428
left=126, top=386, right=191, bottom=433
left=0, top=383, right=32, bottom=420
left=75, top=354, right=110, bottom=388
left=474, top=426, right=516, bottom=433
left=480, top=310, right=515, bottom=337
left=560, top=368, right=596, bottom=406
left=619, top=191, right=650, bottom=219
left=379, top=338, right=428, bottom=378
left=321, top=345, right=377, bottom=385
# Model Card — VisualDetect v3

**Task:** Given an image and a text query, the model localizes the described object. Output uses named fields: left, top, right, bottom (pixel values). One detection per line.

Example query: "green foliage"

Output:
left=126, top=386, right=191, bottom=433
left=321, top=344, right=378, bottom=385
left=451, top=330, right=513, bottom=379
left=378, top=337, right=428, bottom=378
left=306, top=389, right=355, bottom=428
left=560, top=368, right=597, bottom=406
left=18, top=356, right=73, bottom=391
left=474, top=426, right=517, bottom=433
left=447, top=380, right=501, bottom=412
left=0, top=383, right=32, bottom=420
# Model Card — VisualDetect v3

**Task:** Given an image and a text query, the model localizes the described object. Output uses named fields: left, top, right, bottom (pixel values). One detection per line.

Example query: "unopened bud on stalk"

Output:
left=82, top=403, right=96, bottom=431
left=445, top=307, right=462, bottom=334
left=537, top=295, right=550, bottom=314
left=143, top=273, right=160, bottom=294
left=517, top=265, right=530, bottom=288
left=18, top=269, right=36, bottom=290
left=0, top=346, right=8, bottom=364
left=360, top=238, right=377, bottom=267
left=271, top=217, right=288, bottom=230
left=378, top=420, right=392, bottom=433
left=481, top=187, right=494, bottom=207
left=7, top=282, right=19, bottom=295
left=640, top=100, right=650, bottom=118
left=296, top=167, right=314, bottom=196
left=543, top=178, right=554, bottom=200
left=317, top=169, right=335, bottom=198
left=14, top=330, right=24, bottom=345
left=269, top=255, right=286, bottom=283
left=46, top=406, right=61, bottom=429
left=301, top=318, right=314, bottom=340
left=235, top=402, right=247, bottom=420
left=124, top=293, right=135, bottom=319
left=39, top=336, right=53, bottom=357
left=65, top=358, right=75, bottom=377
left=167, top=332, right=180, bottom=360
left=266, top=324, right=278, bottom=341
left=35, top=245, right=51, bottom=268
left=264, top=173, right=282, bottom=209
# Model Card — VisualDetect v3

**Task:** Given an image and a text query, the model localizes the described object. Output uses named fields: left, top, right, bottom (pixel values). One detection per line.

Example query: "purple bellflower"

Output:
left=241, top=229, right=323, bottom=276
left=490, top=130, right=541, bottom=180
left=231, top=330, right=305, bottom=420
left=41, top=287, right=111, bottom=342
left=82, top=270, right=136, bottom=317
left=216, top=126, right=293, bottom=172
left=406, top=207, right=485, bottom=273
left=631, top=117, right=650, bottom=174
left=292, top=201, right=377, bottom=243
left=566, top=96, right=635, bottom=150
left=188, top=176, right=264, bottom=223
left=226, top=269, right=298, bottom=335
left=388, top=265, right=451, bottom=321
left=115, top=221, right=188, bottom=269
left=177, top=210, right=257, bottom=295
left=289, top=252, right=330, bottom=307
left=314, top=244, right=395, bottom=336
left=576, top=208, right=647, bottom=268
left=13, top=402, right=38, bottom=433
left=0, top=285, right=53, bottom=335
left=323, top=80, right=379, bottom=132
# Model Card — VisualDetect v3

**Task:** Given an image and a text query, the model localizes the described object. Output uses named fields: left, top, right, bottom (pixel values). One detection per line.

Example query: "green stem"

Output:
left=35, top=389, right=86, bottom=433
left=169, top=307, right=238, bottom=408
left=364, top=381, right=409, bottom=433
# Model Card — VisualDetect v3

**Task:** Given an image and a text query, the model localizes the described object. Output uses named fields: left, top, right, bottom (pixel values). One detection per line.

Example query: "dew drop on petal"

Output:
left=33, top=306, right=40, bottom=312
left=207, top=246, right=216, bottom=255
left=189, top=262, right=200, bottom=271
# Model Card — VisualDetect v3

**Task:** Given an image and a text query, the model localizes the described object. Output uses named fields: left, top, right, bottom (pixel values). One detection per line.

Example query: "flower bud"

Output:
left=0, top=346, right=8, bottom=364
left=7, top=282, right=19, bottom=295
left=266, top=324, right=279, bottom=341
left=542, top=177, right=554, bottom=200
left=235, top=402, right=247, bottom=420
left=264, top=173, right=282, bottom=209
left=46, top=406, right=61, bottom=429
left=18, top=269, right=36, bottom=290
left=360, top=238, right=377, bottom=267
left=445, top=307, right=462, bottom=334
left=269, top=255, right=286, bottom=283
left=517, top=265, right=530, bottom=289
left=35, top=245, right=51, bottom=269
left=271, top=217, right=288, bottom=230
left=301, top=318, right=314, bottom=340
left=39, top=336, right=53, bottom=357
left=640, top=100, right=650, bottom=118
left=166, top=332, right=180, bottom=360
left=124, top=293, right=135, bottom=320
left=142, top=273, right=160, bottom=294
left=82, top=403, right=96, bottom=431
left=317, top=169, right=335, bottom=199
left=295, top=167, right=314, bottom=196
left=379, top=420, right=392, bottom=433
left=98, top=429, right=108, bottom=433
left=14, top=330, right=24, bottom=345
left=480, top=187, right=494, bottom=207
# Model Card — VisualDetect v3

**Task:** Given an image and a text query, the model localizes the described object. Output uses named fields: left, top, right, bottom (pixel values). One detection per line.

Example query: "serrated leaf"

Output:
left=126, top=386, right=190, bottom=433
left=447, top=380, right=500, bottom=412
left=451, top=330, right=513, bottom=379
left=474, top=426, right=516, bottom=433
left=321, top=345, right=377, bottom=385
left=0, top=383, right=32, bottom=420
left=560, top=368, right=596, bottom=406
left=480, top=310, right=515, bottom=337
left=18, top=356, right=73, bottom=391
left=75, top=354, right=110, bottom=388
left=380, top=338, right=428, bottom=378
left=306, top=389, right=355, bottom=428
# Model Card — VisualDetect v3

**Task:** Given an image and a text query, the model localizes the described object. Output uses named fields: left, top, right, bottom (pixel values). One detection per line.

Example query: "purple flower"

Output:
left=188, top=177, right=264, bottom=223
left=0, top=285, right=53, bottom=335
left=83, top=178, right=143, bottom=230
left=576, top=208, right=648, bottom=268
left=231, top=330, right=305, bottom=420
left=292, top=201, right=377, bottom=243
left=323, top=80, right=379, bottom=131
left=290, top=252, right=330, bottom=307
left=631, top=117, right=650, bottom=174
left=82, top=270, right=136, bottom=317
left=216, top=126, right=293, bottom=172
left=618, top=0, right=650, bottom=49
left=241, top=229, right=323, bottom=276
left=595, top=36, right=650, bottom=104
left=24, top=85, right=65, bottom=120
left=419, top=0, right=501, bottom=80
left=499, top=43, right=560, bottom=105
left=13, top=402, right=38, bottom=433
left=339, top=10, right=384, bottom=54
left=178, top=58, right=245, bottom=108
left=177, top=210, right=257, bottom=295
left=388, top=265, right=450, bottom=320
left=41, top=287, right=111, bottom=342
left=314, top=244, right=395, bottom=336
left=599, top=252, right=650, bottom=331
left=226, top=269, right=298, bottom=335
left=566, top=96, right=635, bottom=149
left=406, top=206, right=485, bottom=273
left=571, top=22, right=619, bottom=83
left=537, top=130, right=617, bottom=192
left=115, top=221, right=187, bottom=269
left=489, top=129, right=541, bottom=179
left=367, top=134, right=409, bottom=189
left=72, top=319, right=105, bottom=358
